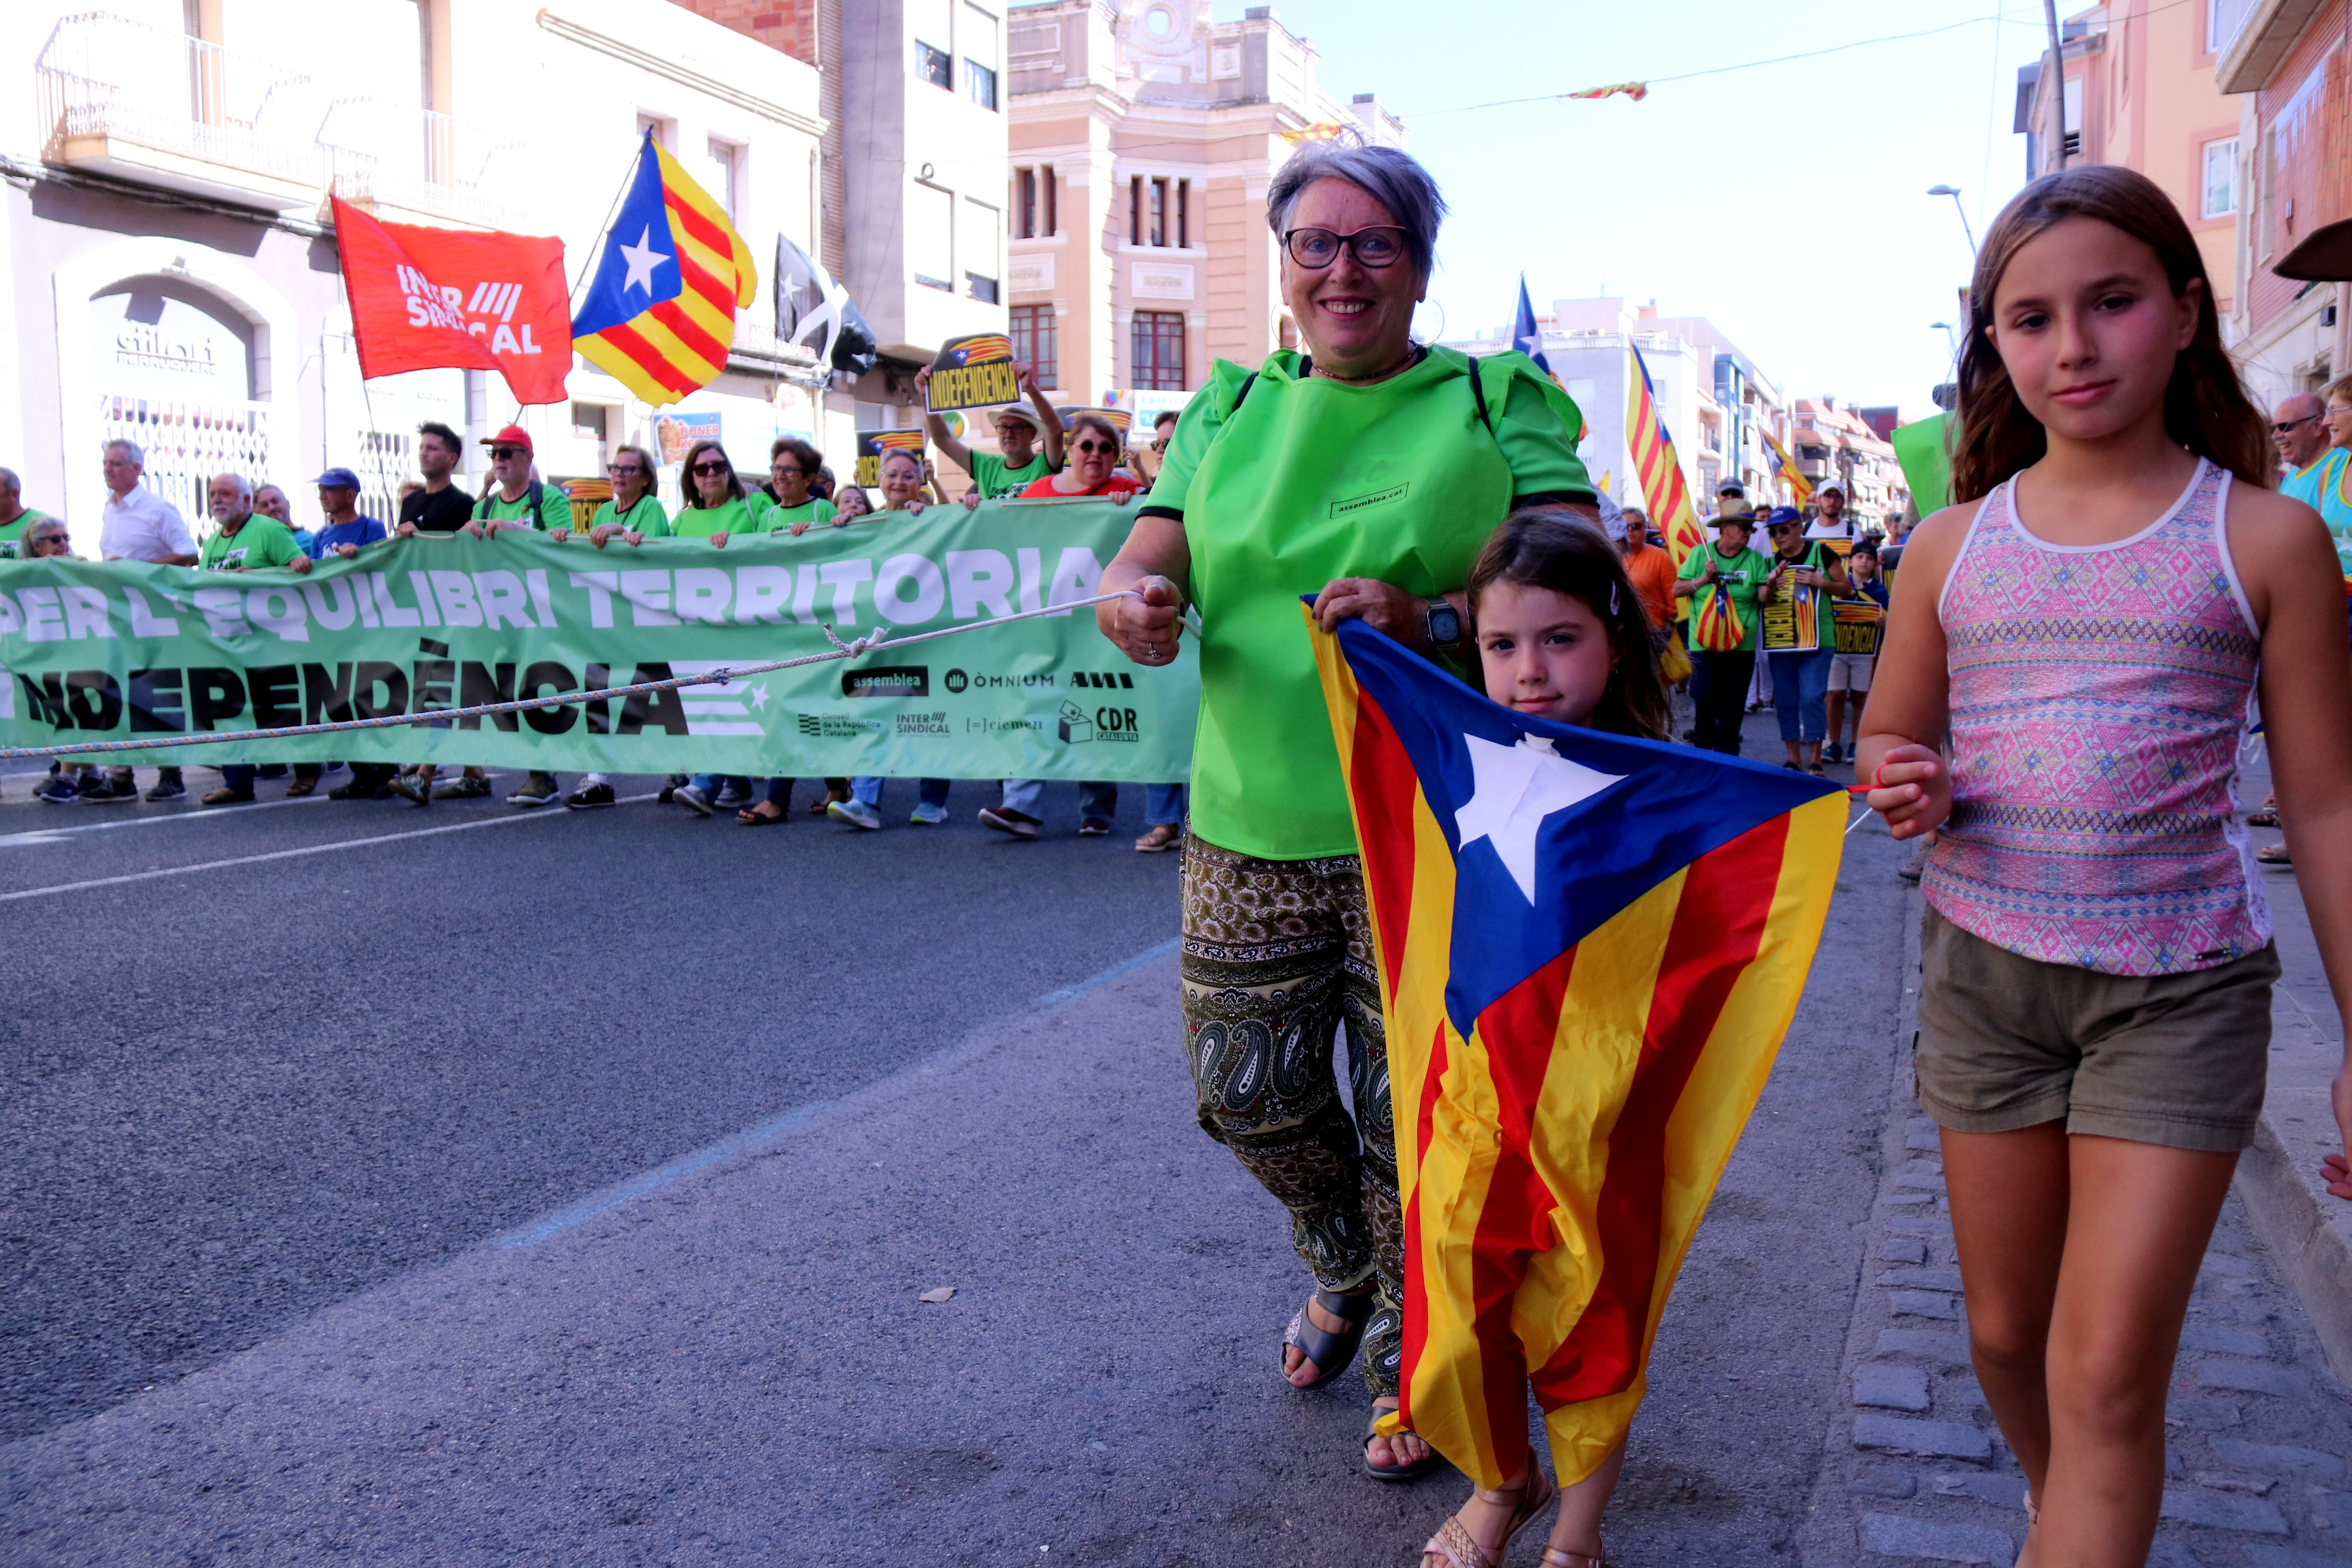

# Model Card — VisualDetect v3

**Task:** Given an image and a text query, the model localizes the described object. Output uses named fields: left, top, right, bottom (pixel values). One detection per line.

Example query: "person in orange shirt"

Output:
left=1614, top=499, right=1680, bottom=647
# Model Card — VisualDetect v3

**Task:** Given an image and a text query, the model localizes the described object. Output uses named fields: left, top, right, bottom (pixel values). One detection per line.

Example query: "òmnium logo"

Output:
left=842, top=666, right=928, bottom=699
left=944, top=668, right=969, bottom=694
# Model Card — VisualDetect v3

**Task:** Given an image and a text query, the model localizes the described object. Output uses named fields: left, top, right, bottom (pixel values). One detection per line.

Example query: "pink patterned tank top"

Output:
left=1923, top=459, right=2269, bottom=976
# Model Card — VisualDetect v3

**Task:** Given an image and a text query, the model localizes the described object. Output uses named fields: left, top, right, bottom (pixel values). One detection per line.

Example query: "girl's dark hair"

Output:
left=680, top=440, right=742, bottom=508
left=1465, top=508, right=1671, bottom=742
left=1952, top=165, right=2270, bottom=504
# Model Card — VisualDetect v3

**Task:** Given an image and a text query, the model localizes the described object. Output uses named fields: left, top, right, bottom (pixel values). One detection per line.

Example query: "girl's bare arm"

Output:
left=1855, top=500, right=1980, bottom=838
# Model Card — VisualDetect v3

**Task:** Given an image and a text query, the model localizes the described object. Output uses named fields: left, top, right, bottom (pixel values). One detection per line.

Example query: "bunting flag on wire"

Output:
left=571, top=131, right=760, bottom=406
left=1567, top=82, right=1648, bottom=101
left=1762, top=426, right=1815, bottom=505
left=1626, top=343, right=1707, bottom=567
left=1279, top=121, right=1351, bottom=144
left=1309, top=608, right=1842, bottom=1488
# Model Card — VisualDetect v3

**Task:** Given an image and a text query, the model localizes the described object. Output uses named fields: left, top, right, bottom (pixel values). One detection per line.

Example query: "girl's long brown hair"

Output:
left=1465, top=509, right=1671, bottom=742
left=1951, top=164, right=2271, bottom=504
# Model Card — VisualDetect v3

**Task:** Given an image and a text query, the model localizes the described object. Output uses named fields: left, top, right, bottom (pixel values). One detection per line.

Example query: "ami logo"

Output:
left=1068, top=670, right=1135, bottom=690
left=395, top=265, right=545, bottom=357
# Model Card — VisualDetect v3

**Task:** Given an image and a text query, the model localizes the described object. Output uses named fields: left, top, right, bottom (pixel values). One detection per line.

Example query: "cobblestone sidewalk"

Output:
left=1801, top=889, right=2352, bottom=1567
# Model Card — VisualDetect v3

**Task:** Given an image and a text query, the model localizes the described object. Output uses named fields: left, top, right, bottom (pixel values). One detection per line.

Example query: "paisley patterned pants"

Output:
left=1180, top=834, right=1402, bottom=1397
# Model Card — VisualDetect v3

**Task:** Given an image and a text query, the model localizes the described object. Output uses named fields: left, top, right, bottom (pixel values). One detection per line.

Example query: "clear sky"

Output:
left=1219, top=0, right=2061, bottom=420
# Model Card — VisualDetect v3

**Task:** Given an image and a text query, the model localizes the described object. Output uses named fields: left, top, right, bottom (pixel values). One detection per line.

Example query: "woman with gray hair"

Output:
left=1095, top=142, right=1601, bottom=1526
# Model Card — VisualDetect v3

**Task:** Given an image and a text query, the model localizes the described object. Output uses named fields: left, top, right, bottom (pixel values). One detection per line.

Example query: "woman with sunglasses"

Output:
left=1015, top=413, right=1142, bottom=500
left=673, top=441, right=774, bottom=546
left=1094, top=143, right=1600, bottom=1528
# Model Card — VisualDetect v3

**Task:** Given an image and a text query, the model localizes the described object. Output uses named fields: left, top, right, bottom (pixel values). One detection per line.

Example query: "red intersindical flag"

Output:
left=331, top=196, right=571, bottom=405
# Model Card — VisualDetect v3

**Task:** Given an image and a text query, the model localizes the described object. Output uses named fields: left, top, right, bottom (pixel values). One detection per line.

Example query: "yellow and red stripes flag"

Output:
left=1627, top=342, right=1706, bottom=569
left=1762, top=426, right=1815, bottom=505
left=1310, top=608, right=1842, bottom=1490
left=1567, top=82, right=1648, bottom=102
left=571, top=132, right=759, bottom=407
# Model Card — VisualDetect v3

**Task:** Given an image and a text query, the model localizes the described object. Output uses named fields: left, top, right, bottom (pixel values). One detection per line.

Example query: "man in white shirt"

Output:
left=96, top=439, right=199, bottom=801
left=1803, top=478, right=1854, bottom=540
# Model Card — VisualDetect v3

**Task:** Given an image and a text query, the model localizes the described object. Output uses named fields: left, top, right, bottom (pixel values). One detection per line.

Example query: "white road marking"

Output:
left=0, top=793, right=332, bottom=846
left=0, top=793, right=657, bottom=902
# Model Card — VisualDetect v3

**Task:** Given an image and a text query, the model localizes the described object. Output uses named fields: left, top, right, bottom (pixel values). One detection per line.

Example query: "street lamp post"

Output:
left=1927, top=185, right=1978, bottom=254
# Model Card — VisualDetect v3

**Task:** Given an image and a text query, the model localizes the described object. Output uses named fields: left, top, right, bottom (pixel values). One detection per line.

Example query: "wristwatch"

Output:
left=1425, top=597, right=1465, bottom=654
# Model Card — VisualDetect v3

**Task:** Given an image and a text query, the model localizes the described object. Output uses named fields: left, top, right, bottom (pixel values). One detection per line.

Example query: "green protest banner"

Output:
left=0, top=498, right=1195, bottom=781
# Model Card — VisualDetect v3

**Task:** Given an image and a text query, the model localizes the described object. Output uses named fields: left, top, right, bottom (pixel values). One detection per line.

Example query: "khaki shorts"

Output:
left=1914, top=905, right=2279, bottom=1153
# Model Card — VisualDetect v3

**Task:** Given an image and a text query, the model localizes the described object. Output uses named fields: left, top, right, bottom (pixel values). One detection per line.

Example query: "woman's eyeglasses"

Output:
left=1282, top=226, right=1408, bottom=270
left=692, top=461, right=731, bottom=475
left=1071, top=439, right=1118, bottom=455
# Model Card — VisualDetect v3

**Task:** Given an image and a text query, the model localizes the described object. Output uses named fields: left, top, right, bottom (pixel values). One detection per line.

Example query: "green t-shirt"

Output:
left=198, top=515, right=304, bottom=571
left=590, top=495, right=671, bottom=537
left=670, top=495, right=768, bottom=539
left=0, top=508, right=49, bottom=560
left=766, top=497, right=839, bottom=531
left=475, top=481, right=573, bottom=531
left=1145, top=345, right=1594, bottom=861
left=1676, top=542, right=1772, bottom=652
left=969, top=450, right=1055, bottom=499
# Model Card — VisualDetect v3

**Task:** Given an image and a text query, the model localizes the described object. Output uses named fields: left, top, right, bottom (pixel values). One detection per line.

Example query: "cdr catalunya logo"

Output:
left=394, top=265, right=545, bottom=357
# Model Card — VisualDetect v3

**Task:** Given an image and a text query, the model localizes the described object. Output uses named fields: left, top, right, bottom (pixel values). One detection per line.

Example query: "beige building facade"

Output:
left=1002, top=0, right=1401, bottom=410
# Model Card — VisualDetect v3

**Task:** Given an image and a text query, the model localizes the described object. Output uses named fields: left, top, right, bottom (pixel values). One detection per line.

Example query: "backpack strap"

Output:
left=1230, top=371, right=1260, bottom=413
left=1466, top=353, right=1495, bottom=437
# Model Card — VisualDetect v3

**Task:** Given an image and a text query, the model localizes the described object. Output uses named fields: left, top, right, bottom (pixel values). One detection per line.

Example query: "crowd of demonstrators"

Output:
left=1673, top=505, right=1768, bottom=754
left=1823, top=538, right=1887, bottom=764
left=1864, top=164, right=2352, bottom=1566
left=1758, top=505, right=1848, bottom=775
left=0, top=466, right=55, bottom=557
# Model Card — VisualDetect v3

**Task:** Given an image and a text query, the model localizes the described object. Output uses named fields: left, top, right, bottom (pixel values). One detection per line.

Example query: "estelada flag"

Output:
left=1762, top=425, right=1816, bottom=505
left=1308, top=609, right=1842, bottom=1489
left=330, top=197, right=571, bottom=405
left=572, top=132, right=759, bottom=406
left=1627, top=342, right=1707, bottom=569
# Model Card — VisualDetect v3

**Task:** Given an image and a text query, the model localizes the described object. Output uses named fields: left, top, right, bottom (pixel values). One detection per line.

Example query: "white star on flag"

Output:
left=748, top=684, right=769, bottom=710
left=1454, top=733, right=1626, bottom=903
left=618, top=225, right=668, bottom=295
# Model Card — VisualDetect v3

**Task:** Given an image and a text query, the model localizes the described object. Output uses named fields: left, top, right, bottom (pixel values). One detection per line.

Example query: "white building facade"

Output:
left=4, top=0, right=841, bottom=553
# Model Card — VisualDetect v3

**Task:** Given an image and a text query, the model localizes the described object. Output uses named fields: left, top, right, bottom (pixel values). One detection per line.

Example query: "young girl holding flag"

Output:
left=1861, top=165, right=2352, bottom=1565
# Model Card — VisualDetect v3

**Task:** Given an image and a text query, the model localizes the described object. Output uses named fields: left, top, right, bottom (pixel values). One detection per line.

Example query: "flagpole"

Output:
left=505, top=132, right=648, bottom=431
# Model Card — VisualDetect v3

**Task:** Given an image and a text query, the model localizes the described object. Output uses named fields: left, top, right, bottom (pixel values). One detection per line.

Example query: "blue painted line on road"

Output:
left=496, top=935, right=1182, bottom=1250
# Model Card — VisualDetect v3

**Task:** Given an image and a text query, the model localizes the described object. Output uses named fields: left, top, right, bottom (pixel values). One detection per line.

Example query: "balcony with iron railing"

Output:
left=36, top=12, right=520, bottom=228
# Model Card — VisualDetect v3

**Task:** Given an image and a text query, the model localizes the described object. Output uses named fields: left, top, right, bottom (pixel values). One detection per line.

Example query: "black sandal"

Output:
left=1366, top=1405, right=1447, bottom=1483
left=1282, top=1288, right=1373, bottom=1390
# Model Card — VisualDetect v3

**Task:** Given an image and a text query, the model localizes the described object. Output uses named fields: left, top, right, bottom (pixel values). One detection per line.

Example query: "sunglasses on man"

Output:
left=491, top=444, right=529, bottom=460
left=2274, top=413, right=2322, bottom=435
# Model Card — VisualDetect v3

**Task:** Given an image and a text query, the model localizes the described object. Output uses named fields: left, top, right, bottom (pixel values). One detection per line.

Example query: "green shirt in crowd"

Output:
left=1675, top=540, right=1773, bottom=653
left=198, top=514, right=305, bottom=571
left=0, top=508, right=51, bottom=559
left=589, top=494, right=671, bottom=538
left=766, top=497, right=839, bottom=531
left=475, top=481, right=573, bottom=531
left=669, top=495, right=769, bottom=540
left=1144, top=344, right=1595, bottom=862
left=968, top=450, right=1056, bottom=499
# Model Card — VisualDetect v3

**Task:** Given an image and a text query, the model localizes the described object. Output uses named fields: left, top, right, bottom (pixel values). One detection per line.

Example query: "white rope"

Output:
left=0, top=590, right=1146, bottom=761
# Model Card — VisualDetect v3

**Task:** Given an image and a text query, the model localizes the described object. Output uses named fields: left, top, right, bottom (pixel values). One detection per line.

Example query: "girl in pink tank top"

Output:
left=1860, top=167, right=2352, bottom=1565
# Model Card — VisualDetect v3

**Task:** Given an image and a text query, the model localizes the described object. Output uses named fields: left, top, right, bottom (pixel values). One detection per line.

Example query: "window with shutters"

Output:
left=911, top=182, right=954, bottom=291
left=1132, top=310, right=1185, bottom=390
left=1011, top=304, right=1055, bottom=386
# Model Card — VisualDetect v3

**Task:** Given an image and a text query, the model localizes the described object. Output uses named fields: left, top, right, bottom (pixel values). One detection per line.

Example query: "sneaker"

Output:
left=390, top=775, right=432, bottom=807
left=1821, top=742, right=1844, bottom=765
left=1079, top=817, right=1112, bottom=837
left=35, top=777, right=78, bottom=804
left=674, top=783, right=714, bottom=816
left=283, top=776, right=318, bottom=797
left=827, top=797, right=884, bottom=831
left=431, top=774, right=493, bottom=799
left=713, top=783, right=751, bottom=810
left=566, top=781, right=616, bottom=809
left=909, top=801, right=948, bottom=825
left=201, top=786, right=255, bottom=805
left=658, top=772, right=687, bottom=805
left=977, top=806, right=1041, bottom=839
left=144, top=778, right=186, bottom=801
left=507, top=772, right=559, bottom=807
left=329, top=778, right=393, bottom=801
left=83, top=777, right=135, bottom=803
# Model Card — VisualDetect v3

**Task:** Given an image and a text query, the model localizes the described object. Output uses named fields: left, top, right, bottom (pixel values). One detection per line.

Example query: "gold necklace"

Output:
left=1310, top=345, right=1423, bottom=386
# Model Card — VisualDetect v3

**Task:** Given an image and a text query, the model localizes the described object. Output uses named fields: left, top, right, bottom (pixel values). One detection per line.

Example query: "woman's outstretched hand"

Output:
left=1865, top=742, right=1952, bottom=841
left=1102, top=575, right=1183, bottom=666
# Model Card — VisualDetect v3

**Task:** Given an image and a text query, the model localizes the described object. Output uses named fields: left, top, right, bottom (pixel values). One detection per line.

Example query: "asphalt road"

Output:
left=0, top=768, right=1183, bottom=1447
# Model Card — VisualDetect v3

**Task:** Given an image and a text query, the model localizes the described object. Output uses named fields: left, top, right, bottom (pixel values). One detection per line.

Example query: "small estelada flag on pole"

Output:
left=1762, top=425, right=1816, bottom=505
left=1567, top=82, right=1648, bottom=102
left=571, top=131, right=759, bottom=406
left=1309, top=608, right=1842, bottom=1491
left=1627, top=342, right=1707, bottom=568
left=331, top=196, right=571, bottom=404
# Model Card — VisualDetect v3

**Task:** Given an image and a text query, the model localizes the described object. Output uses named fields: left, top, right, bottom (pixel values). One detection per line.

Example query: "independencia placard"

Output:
left=0, top=499, right=1195, bottom=781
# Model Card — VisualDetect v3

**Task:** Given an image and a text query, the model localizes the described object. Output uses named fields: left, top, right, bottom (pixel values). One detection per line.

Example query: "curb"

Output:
left=2233, top=991, right=2352, bottom=1383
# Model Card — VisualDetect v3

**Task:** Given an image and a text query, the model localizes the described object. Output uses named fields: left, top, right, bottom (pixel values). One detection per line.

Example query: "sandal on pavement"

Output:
left=1365, top=1404, right=1446, bottom=1483
left=2246, top=809, right=2279, bottom=827
left=1135, top=823, right=1183, bottom=853
left=1422, top=1466, right=1558, bottom=1568
left=1539, top=1550, right=1609, bottom=1567
left=2257, top=843, right=2292, bottom=865
left=738, top=802, right=786, bottom=826
left=1282, top=1288, right=1373, bottom=1389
